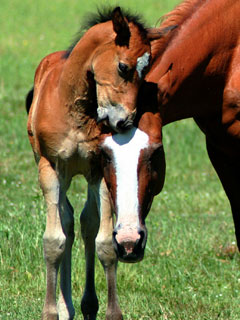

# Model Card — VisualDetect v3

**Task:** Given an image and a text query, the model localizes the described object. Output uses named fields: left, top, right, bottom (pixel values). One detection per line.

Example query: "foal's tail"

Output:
left=25, top=87, right=34, bottom=114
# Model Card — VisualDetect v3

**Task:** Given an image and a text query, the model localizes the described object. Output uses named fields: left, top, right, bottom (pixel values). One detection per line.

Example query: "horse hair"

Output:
left=151, top=0, right=205, bottom=61
left=63, top=6, right=148, bottom=59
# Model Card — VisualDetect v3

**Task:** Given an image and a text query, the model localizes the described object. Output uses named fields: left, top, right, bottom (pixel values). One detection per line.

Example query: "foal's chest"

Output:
left=57, top=128, right=101, bottom=177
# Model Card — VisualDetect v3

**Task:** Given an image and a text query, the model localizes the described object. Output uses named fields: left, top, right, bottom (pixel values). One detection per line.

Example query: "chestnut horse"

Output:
left=143, top=0, right=240, bottom=251
left=26, top=7, right=169, bottom=320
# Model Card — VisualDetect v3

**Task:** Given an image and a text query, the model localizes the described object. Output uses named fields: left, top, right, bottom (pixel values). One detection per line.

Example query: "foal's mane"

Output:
left=64, top=7, right=147, bottom=59
left=152, top=0, right=205, bottom=60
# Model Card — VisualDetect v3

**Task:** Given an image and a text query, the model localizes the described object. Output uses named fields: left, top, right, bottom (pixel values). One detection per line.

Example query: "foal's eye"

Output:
left=118, top=62, right=129, bottom=76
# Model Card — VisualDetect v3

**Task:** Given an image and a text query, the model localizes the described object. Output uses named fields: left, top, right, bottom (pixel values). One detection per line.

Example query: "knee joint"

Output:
left=43, top=232, right=66, bottom=263
left=96, top=236, right=117, bottom=267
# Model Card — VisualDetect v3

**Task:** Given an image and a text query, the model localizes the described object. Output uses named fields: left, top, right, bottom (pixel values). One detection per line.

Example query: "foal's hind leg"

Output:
left=58, top=197, right=75, bottom=319
left=206, top=137, right=240, bottom=249
left=39, top=157, right=65, bottom=320
left=39, top=157, right=74, bottom=320
left=80, top=185, right=100, bottom=320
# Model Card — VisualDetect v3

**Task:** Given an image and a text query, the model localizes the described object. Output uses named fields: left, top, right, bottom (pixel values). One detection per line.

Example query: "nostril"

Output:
left=116, top=119, right=126, bottom=131
left=112, top=230, right=118, bottom=248
left=112, top=230, right=117, bottom=240
left=135, top=229, right=147, bottom=252
left=116, top=118, right=134, bottom=132
left=112, top=231, right=124, bottom=257
left=139, top=230, right=145, bottom=240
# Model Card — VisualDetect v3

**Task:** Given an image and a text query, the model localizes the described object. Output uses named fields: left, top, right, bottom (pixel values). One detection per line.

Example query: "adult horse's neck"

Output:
left=147, top=0, right=240, bottom=125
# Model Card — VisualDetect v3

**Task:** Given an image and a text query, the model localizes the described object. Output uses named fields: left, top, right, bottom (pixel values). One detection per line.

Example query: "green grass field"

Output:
left=1, top=0, right=240, bottom=319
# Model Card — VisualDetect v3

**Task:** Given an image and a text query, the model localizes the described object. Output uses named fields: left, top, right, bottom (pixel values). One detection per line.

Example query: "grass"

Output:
left=0, top=0, right=239, bottom=319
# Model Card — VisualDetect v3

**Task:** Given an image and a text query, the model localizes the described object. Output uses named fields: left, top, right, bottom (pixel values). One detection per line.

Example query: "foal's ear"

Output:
left=147, top=25, right=178, bottom=41
left=112, top=7, right=131, bottom=46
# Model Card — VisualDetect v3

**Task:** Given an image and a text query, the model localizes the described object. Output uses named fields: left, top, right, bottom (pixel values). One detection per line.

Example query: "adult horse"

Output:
left=141, top=0, right=240, bottom=249
left=26, top=7, right=169, bottom=320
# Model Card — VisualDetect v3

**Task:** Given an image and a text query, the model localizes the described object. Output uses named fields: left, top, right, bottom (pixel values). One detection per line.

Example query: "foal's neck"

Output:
left=59, top=21, right=114, bottom=105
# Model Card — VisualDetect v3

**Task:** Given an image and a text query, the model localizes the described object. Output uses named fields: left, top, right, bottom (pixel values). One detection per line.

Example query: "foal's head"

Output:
left=92, top=7, right=153, bottom=133
left=63, top=7, right=172, bottom=133
left=66, top=7, right=168, bottom=133
left=101, top=110, right=165, bottom=262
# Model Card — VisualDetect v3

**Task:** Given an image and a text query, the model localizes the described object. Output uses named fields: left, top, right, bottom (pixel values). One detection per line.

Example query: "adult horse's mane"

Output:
left=151, top=0, right=204, bottom=61
left=64, top=7, right=147, bottom=59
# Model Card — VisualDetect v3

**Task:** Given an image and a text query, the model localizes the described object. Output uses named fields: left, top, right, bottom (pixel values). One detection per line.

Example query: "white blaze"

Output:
left=136, top=52, right=150, bottom=79
left=103, top=127, right=149, bottom=227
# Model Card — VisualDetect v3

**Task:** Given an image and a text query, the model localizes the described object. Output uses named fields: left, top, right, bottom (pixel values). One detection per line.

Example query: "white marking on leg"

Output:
left=103, top=127, right=149, bottom=228
left=136, top=52, right=150, bottom=79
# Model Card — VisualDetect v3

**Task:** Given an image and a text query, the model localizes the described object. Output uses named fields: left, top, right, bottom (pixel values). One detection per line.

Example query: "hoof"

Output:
left=81, top=292, right=99, bottom=320
left=83, top=314, right=97, bottom=320
left=42, top=312, right=59, bottom=320
left=106, top=309, right=123, bottom=320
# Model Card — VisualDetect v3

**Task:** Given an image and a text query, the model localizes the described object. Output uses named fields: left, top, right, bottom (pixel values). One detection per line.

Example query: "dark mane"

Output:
left=63, top=7, right=147, bottom=59
left=151, top=0, right=205, bottom=61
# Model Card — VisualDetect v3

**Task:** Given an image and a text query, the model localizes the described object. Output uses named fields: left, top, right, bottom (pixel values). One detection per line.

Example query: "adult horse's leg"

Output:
left=80, top=185, right=100, bottom=320
left=39, top=157, right=74, bottom=320
left=206, top=137, right=240, bottom=249
left=95, top=179, right=122, bottom=320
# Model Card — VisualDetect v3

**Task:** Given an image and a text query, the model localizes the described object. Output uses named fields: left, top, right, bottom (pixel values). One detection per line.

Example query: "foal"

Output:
left=27, top=6, right=169, bottom=320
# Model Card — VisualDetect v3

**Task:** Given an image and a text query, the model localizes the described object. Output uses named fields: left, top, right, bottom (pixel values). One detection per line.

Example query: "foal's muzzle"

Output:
left=97, top=105, right=135, bottom=133
left=112, top=227, right=147, bottom=263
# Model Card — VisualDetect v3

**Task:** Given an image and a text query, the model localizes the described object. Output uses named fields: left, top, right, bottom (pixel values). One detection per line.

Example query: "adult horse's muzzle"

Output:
left=97, top=105, right=136, bottom=133
left=112, top=226, right=147, bottom=263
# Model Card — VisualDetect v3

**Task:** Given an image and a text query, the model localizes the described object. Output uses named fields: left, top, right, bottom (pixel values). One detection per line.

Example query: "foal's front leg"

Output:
left=95, top=180, right=122, bottom=320
left=39, top=157, right=74, bottom=320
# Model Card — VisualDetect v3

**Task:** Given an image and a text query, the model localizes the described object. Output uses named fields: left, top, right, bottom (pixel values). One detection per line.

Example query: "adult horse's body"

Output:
left=26, top=7, right=167, bottom=320
left=145, top=0, right=240, bottom=248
